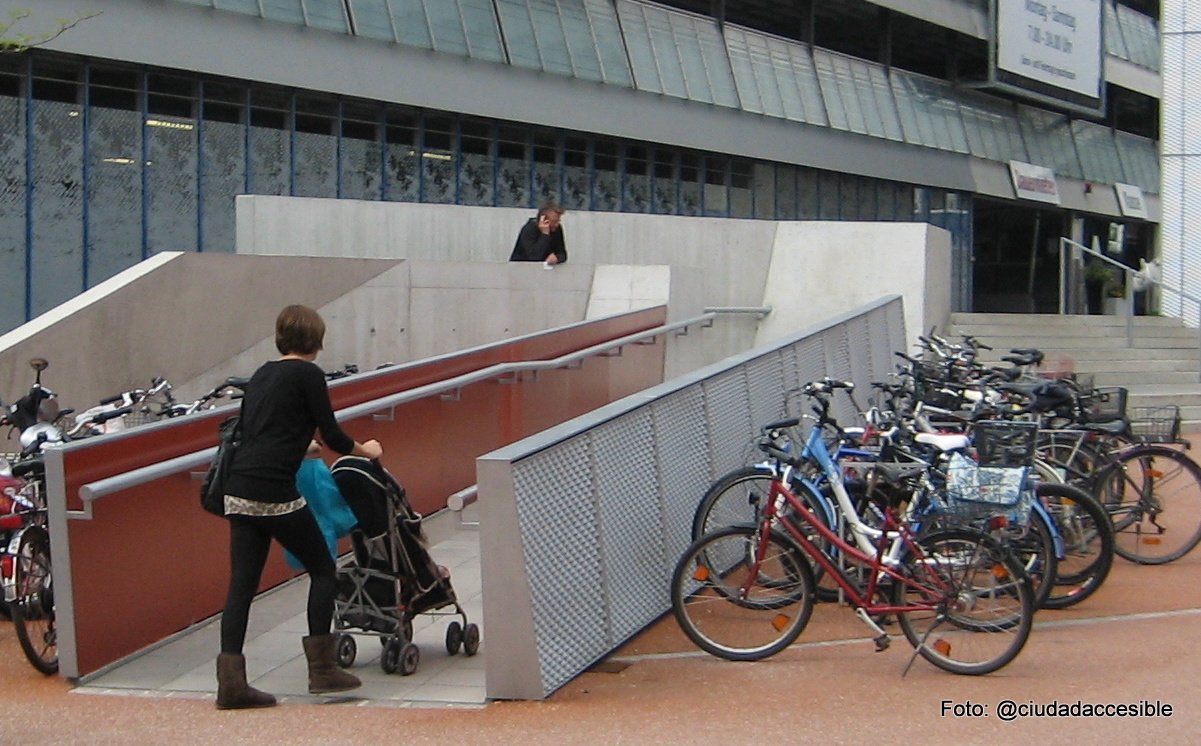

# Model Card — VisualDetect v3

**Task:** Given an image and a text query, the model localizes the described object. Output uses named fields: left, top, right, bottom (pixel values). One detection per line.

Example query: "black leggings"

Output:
left=220, top=506, right=336, bottom=654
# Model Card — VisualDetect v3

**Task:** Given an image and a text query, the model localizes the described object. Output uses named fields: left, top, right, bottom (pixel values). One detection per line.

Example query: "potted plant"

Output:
left=1083, top=261, right=1113, bottom=314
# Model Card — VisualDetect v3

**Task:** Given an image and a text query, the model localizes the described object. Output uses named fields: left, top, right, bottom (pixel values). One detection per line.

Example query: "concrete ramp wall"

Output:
left=0, top=252, right=400, bottom=410
left=236, top=198, right=951, bottom=356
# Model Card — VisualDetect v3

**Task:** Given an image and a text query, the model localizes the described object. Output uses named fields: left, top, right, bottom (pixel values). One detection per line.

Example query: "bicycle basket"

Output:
left=942, top=453, right=1033, bottom=524
left=1078, top=386, right=1128, bottom=424
left=1128, top=405, right=1182, bottom=444
left=971, top=420, right=1038, bottom=468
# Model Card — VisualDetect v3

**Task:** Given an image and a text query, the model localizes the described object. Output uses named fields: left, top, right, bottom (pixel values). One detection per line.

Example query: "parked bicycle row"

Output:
left=671, top=332, right=1200, bottom=678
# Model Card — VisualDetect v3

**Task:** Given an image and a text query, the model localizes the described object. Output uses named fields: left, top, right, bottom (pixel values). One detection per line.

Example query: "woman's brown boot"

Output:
left=215, top=652, right=277, bottom=710
left=301, top=634, right=361, bottom=694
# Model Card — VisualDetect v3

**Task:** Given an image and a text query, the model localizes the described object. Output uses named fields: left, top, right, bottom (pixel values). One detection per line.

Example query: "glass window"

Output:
left=1072, top=119, right=1127, bottom=185
left=586, top=0, right=632, bottom=86
left=1104, top=0, right=1128, bottom=61
left=31, top=97, right=84, bottom=316
left=562, top=137, right=589, bottom=210
left=213, top=0, right=262, bottom=16
left=259, top=0, right=305, bottom=25
left=248, top=90, right=291, bottom=196
left=1115, top=3, right=1160, bottom=71
left=890, top=70, right=969, bottom=153
left=775, top=165, right=797, bottom=220
left=817, top=171, right=840, bottom=219
left=390, top=0, right=435, bottom=50
left=88, top=103, right=143, bottom=284
left=340, top=103, right=382, bottom=201
left=617, top=1, right=738, bottom=107
left=0, top=90, right=27, bottom=328
left=496, top=0, right=541, bottom=70
left=678, top=152, right=701, bottom=216
left=200, top=84, right=246, bottom=253
left=497, top=125, right=531, bottom=208
left=532, top=132, right=560, bottom=206
left=421, top=115, right=456, bottom=203
left=623, top=144, right=650, bottom=213
left=293, top=96, right=337, bottom=198
left=651, top=150, right=677, bottom=215
left=459, top=119, right=494, bottom=206
left=957, top=90, right=1026, bottom=163
left=703, top=155, right=729, bottom=217
left=302, top=0, right=350, bottom=32
left=348, top=0, right=396, bottom=41
left=384, top=110, right=419, bottom=201
left=752, top=163, right=774, bottom=220
left=726, top=26, right=828, bottom=126
left=729, top=158, right=753, bottom=218
left=813, top=49, right=903, bottom=141
left=593, top=140, right=619, bottom=211
left=1017, top=105, right=1082, bottom=179
left=460, top=0, right=507, bottom=62
left=1115, top=131, right=1159, bottom=194
left=146, top=77, right=199, bottom=255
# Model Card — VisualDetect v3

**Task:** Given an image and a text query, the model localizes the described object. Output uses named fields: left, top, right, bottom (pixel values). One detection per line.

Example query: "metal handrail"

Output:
left=1060, top=237, right=1201, bottom=382
left=76, top=312, right=717, bottom=503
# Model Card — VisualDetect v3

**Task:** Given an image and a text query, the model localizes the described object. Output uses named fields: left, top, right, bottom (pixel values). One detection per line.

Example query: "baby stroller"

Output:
left=330, top=456, right=479, bottom=675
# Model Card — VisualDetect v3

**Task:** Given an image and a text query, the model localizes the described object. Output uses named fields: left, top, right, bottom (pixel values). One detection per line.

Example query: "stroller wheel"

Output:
left=463, top=623, right=481, bottom=656
left=381, top=638, right=401, bottom=674
left=399, top=642, right=420, bottom=676
left=336, top=634, right=357, bottom=668
left=445, top=621, right=463, bottom=656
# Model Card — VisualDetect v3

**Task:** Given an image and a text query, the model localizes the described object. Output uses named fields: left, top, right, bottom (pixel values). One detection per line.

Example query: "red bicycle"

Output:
left=671, top=441, right=1035, bottom=675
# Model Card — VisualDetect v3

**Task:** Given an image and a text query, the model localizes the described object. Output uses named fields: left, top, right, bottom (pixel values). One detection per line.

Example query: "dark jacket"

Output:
left=225, top=359, right=355, bottom=503
left=509, top=218, right=567, bottom=264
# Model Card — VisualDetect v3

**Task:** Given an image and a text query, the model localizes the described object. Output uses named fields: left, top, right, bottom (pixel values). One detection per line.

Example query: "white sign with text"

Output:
left=1009, top=160, right=1061, bottom=204
left=996, top=0, right=1103, bottom=100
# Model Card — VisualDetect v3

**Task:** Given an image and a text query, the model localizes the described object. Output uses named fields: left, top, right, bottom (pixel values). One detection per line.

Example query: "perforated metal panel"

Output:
left=493, top=298, right=905, bottom=698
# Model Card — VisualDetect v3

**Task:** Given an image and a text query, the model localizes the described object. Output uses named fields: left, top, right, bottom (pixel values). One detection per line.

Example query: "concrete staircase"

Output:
left=945, top=312, right=1201, bottom=429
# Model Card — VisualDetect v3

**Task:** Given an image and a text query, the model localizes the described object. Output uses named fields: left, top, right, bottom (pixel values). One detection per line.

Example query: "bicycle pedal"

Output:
left=874, top=634, right=890, bottom=652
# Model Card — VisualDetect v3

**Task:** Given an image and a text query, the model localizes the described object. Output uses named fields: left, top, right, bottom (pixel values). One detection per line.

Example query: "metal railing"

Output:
left=76, top=311, right=718, bottom=504
left=1060, top=237, right=1201, bottom=382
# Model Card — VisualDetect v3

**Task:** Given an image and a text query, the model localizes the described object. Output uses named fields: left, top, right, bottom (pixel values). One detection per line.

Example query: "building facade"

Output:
left=0, top=0, right=1163, bottom=333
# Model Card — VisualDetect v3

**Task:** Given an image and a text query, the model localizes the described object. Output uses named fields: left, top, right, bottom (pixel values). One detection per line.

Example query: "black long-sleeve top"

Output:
left=509, top=218, right=567, bottom=263
left=225, top=359, right=355, bottom=503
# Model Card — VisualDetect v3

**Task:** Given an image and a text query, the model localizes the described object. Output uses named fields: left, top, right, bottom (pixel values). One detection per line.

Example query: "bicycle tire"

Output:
left=1003, top=507, right=1058, bottom=610
left=10, top=525, right=58, bottom=675
left=692, top=468, right=843, bottom=600
left=893, top=528, right=1033, bottom=675
left=690, top=466, right=778, bottom=540
left=1040, top=483, right=1115, bottom=609
left=671, top=525, right=816, bottom=661
left=1097, top=445, right=1201, bottom=565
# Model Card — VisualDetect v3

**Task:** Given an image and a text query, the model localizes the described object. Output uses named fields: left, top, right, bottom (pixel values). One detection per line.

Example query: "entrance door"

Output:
left=972, top=199, right=1066, bottom=313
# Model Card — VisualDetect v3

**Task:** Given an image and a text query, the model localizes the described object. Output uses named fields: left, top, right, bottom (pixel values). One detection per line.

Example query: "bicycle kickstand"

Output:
left=854, top=608, right=891, bottom=653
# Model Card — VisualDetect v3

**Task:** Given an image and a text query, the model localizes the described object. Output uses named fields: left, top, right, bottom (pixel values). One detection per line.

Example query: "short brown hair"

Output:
left=537, top=201, right=564, bottom=220
left=275, top=305, right=325, bottom=355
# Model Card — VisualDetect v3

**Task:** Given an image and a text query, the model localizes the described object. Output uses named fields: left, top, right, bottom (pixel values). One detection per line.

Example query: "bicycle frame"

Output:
left=752, top=474, right=952, bottom=617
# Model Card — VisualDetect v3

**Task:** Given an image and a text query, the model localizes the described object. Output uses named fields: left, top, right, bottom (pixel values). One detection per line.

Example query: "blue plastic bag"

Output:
left=286, top=458, right=359, bottom=569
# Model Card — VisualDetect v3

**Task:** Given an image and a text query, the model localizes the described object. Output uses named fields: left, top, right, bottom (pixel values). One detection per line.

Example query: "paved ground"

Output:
left=2, top=537, right=1199, bottom=744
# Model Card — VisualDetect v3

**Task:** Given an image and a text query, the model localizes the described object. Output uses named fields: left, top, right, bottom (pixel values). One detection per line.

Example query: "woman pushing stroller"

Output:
left=214, top=304, right=383, bottom=710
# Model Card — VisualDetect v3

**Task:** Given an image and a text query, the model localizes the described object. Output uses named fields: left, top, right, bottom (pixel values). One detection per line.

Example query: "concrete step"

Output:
left=945, top=312, right=1201, bottom=430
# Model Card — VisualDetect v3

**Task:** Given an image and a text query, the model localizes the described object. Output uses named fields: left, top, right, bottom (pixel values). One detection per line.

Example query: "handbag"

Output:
left=200, top=414, right=241, bottom=516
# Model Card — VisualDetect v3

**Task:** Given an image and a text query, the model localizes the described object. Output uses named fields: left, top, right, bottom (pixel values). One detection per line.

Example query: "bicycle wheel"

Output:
left=690, top=467, right=777, bottom=540
left=692, top=469, right=841, bottom=600
left=1098, top=446, right=1201, bottom=564
left=671, top=525, right=816, bottom=661
left=10, top=525, right=58, bottom=675
left=999, top=507, right=1057, bottom=611
left=1040, top=483, right=1115, bottom=609
left=893, top=529, right=1033, bottom=675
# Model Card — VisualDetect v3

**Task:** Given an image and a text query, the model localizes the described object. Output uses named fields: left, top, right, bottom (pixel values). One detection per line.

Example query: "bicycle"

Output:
left=671, top=435, right=1034, bottom=675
